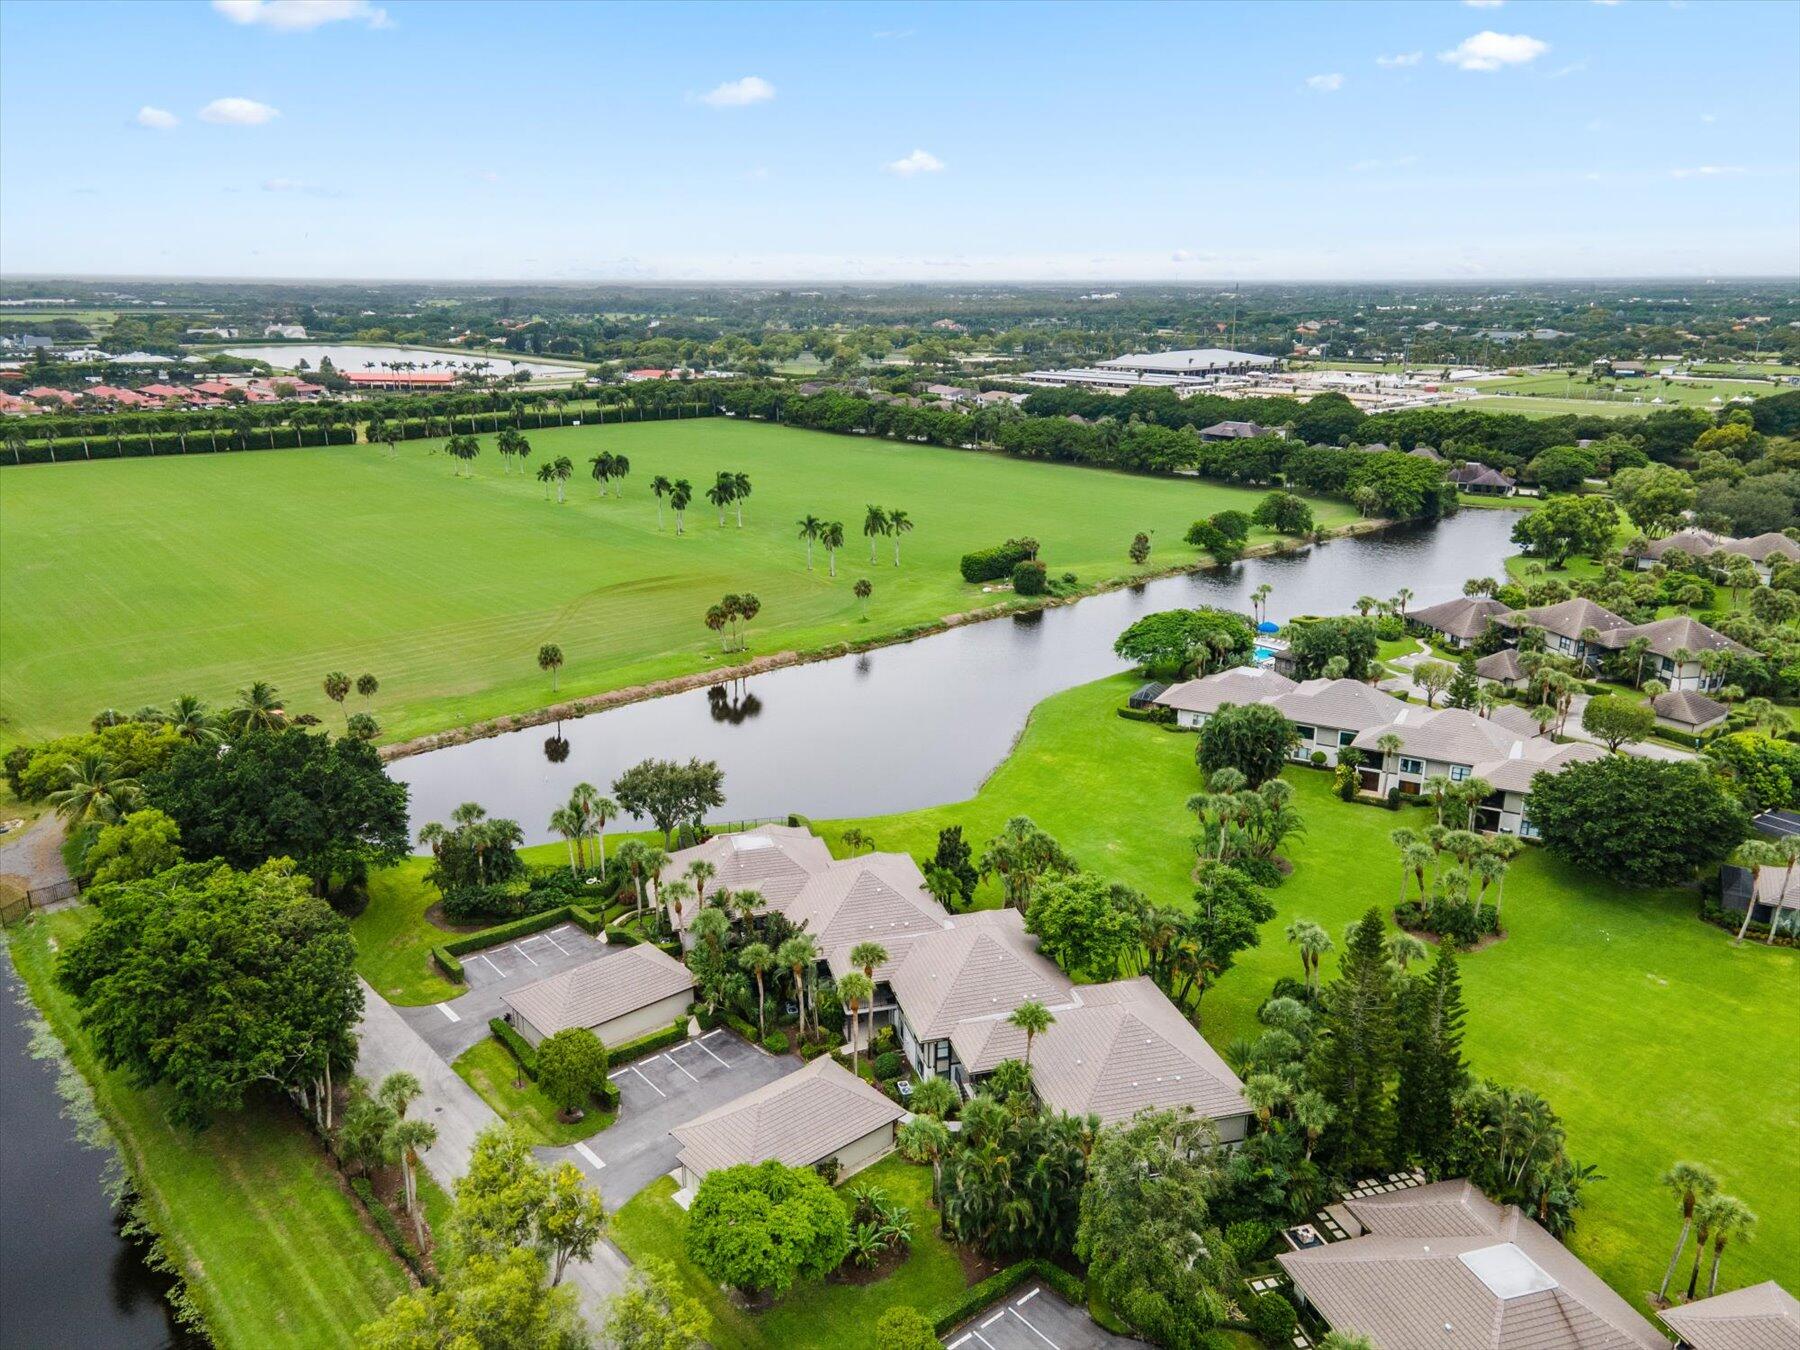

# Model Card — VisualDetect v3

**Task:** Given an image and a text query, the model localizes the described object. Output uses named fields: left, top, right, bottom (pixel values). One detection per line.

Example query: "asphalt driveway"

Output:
left=399, top=920, right=612, bottom=1059
left=947, top=1284, right=1145, bottom=1350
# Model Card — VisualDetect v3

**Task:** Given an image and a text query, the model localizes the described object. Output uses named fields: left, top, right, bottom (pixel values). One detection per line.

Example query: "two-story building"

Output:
left=1407, top=595, right=1512, bottom=650
left=1153, top=671, right=1407, bottom=764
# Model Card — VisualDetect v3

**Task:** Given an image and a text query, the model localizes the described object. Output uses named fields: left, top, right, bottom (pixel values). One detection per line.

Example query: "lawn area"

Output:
left=6, top=910, right=411, bottom=1349
left=1471, top=371, right=1775, bottom=409
left=610, top=1157, right=972, bottom=1349
left=815, top=673, right=1800, bottom=1308
left=1463, top=395, right=1655, bottom=419
left=0, top=418, right=1352, bottom=747
left=350, top=859, right=462, bottom=1006
left=451, top=1036, right=614, bottom=1146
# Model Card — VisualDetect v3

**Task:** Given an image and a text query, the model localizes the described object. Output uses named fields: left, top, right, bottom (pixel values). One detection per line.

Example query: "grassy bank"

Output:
left=0, top=418, right=1352, bottom=746
left=815, top=673, right=1800, bottom=1306
left=6, top=910, right=410, bottom=1348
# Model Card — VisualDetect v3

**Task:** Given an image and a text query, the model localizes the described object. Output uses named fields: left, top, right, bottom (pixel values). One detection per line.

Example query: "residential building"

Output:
left=1611, top=615, right=1751, bottom=692
left=659, top=825, right=835, bottom=933
left=1650, top=689, right=1729, bottom=736
left=500, top=943, right=694, bottom=1048
left=1197, top=419, right=1276, bottom=441
left=1632, top=528, right=1731, bottom=567
left=1153, top=666, right=1297, bottom=729
left=1659, top=1281, right=1800, bottom=1349
left=1152, top=670, right=1404, bottom=762
left=1279, top=1179, right=1667, bottom=1350
left=1637, top=528, right=1800, bottom=579
left=1474, top=648, right=1528, bottom=693
left=1408, top=444, right=1444, bottom=462
left=1408, top=595, right=1511, bottom=649
left=925, top=382, right=974, bottom=403
left=781, top=852, right=951, bottom=1027
left=1717, top=861, right=1800, bottom=934
left=1447, top=463, right=1516, bottom=496
left=1501, top=598, right=1635, bottom=665
left=670, top=1056, right=904, bottom=1190
left=341, top=370, right=458, bottom=389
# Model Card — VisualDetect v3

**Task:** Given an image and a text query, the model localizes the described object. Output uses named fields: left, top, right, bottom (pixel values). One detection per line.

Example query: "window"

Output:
left=1338, top=730, right=1356, bottom=747
left=1293, top=724, right=1316, bottom=742
left=1450, top=764, right=1470, bottom=782
left=1519, top=817, right=1540, bottom=840
left=1399, top=756, right=1425, bottom=775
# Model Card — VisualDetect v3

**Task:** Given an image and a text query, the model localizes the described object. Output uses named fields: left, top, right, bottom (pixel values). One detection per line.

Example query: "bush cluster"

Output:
left=959, top=538, right=1038, bottom=583
left=1011, top=559, right=1049, bottom=596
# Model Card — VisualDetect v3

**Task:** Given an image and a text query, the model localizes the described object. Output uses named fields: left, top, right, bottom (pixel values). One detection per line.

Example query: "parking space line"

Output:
left=1009, top=1305, right=1059, bottom=1350
left=542, top=931, right=569, bottom=955
left=690, top=1037, right=729, bottom=1066
left=947, top=1336, right=973, bottom=1350
left=514, top=943, right=539, bottom=966
left=981, top=1311, right=1007, bottom=1328
left=473, top=953, right=504, bottom=976
left=436, top=1003, right=461, bottom=1023
left=1014, top=1288, right=1039, bottom=1307
left=573, top=1142, right=605, bottom=1170
left=662, top=1052, right=700, bottom=1083
left=627, top=1064, right=665, bottom=1097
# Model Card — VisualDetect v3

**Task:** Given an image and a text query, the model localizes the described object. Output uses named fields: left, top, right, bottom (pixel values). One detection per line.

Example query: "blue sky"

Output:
left=2, top=0, right=1796, bottom=281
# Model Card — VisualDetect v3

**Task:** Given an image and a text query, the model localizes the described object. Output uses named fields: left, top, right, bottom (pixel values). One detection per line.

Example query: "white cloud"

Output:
left=1306, top=73, right=1345, bottom=92
left=699, top=76, right=775, bottom=108
left=884, top=148, right=944, bottom=176
left=872, top=28, right=914, bottom=39
left=213, top=0, right=389, bottom=29
left=1700, top=111, right=1717, bottom=123
left=136, top=105, right=179, bottom=130
left=1670, top=165, right=1745, bottom=178
left=1376, top=51, right=1423, bottom=67
left=1547, top=59, right=1589, bottom=78
left=1439, top=31, right=1549, bottom=70
left=200, top=97, right=280, bottom=125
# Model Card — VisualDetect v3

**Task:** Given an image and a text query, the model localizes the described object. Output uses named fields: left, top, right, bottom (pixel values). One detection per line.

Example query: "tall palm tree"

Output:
left=730, top=472, right=752, bottom=525
left=1702, top=1196, right=1755, bottom=1298
left=537, top=461, right=556, bottom=497
left=48, top=754, right=139, bottom=825
left=1007, top=1000, right=1053, bottom=1066
left=164, top=693, right=220, bottom=744
left=1251, top=583, right=1273, bottom=625
left=1285, top=919, right=1332, bottom=994
left=584, top=792, right=618, bottom=875
left=230, top=680, right=287, bottom=733
left=549, top=805, right=583, bottom=875
left=706, top=472, right=734, bottom=526
left=685, top=859, right=717, bottom=912
left=669, top=478, right=692, bottom=534
left=609, top=453, right=630, bottom=496
left=588, top=451, right=614, bottom=495
left=660, top=878, right=694, bottom=933
left=1389, top=828, right=1419, bottom=902
left=552, top=455, right=573, bottom=502
left=738, top=941, right=775, bottom=1039
left=820, top=520, right=846, bottom=577
left=1733, top=840, right=1783, bottom=943
left=1658, top=1161, right=1719, bottom=1303
left=848, top=941, right=888, bottom=1061
left=839, top=973, right=873, bottom=1073
left=650, top=474, right=673, bottom=529
left=537, top=643, right=565, bottom=693
left=777, top=934, right=819, bottom=1038
left=887, top=507, right=912, bottom=565
left=863, top=504, right=890, bottom=564
left=797, top=514, right=823, bottom=569
left=1385, top=932, right=1428, bottom=973
left=391, top=1116, right=438, bottom=1248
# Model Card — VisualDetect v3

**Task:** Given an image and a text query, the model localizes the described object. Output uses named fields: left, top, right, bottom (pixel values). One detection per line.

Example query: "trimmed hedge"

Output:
left=797, top=1030, right=844, bottom=1061
left=350, top=1177, right=429, bottom=1283
left=608, top=1018, right=690, bottom=1067
left=1012, top=559, right=1049, bottom=596
left=490, top=1018, right=539, bottom=1079
left=433, top=906, right=581, bottom=980
left=931, top=1259, right=1086, bottom=1335
left=959, top=540, right=1035, bottom=583
left=9, top=424, right=356, bottom=466
left=604, top=923, right=641, bottom=948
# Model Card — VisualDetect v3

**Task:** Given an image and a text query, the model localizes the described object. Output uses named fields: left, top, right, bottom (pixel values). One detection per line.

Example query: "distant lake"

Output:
left=222, top=344, right=579, bottom=379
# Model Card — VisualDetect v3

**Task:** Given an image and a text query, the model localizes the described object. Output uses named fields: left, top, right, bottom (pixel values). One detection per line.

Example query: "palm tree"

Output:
left=730, top=472, right=752, bottom=526
left=1354, top=595, right=1379, bottom=617
left=848, top=941, right=888, bottom=1061
left=1394, top=587, right=1414, bottom=616
left=1375, top=731, right=1403, bottom=785
left=1285, top=919, right=1332, bottom=995
left=739, top=942, right=776, bottom=1038
left=553, top=455, right=573, bottom=502
left=589, top=451, right=614, bottom=495
left=1385, top=932, right=1428, bottom=973
left=1251, top=583, right=1273, bottom=625
left=609, top=453, right=630, bottom=496
left=1732, top=840, right=1782, bottom=943
left=854, top=577, right=873, bottom=617
left=49, top=754, right=139, bottom=825
left=1403, top=844, right=1435, bottom=906
left=706, top=472, right=734, bottom=526
left=897, top=1114, right=953, bottom=1210
left=323, top=670, right=352, bottom=721
left=705, top=604, right=728, bottom=650
left=613, top=840, right=655, bottom=919
left=164, top=693, right=219, bottom=744
left=685, top=859, right=717, bottom=913
left=777, top=934, right=819, bottom=1038
left=536, top=461, right=556, bottom=497
left=650, top=474, right=673, bottom=529
left=582, top=791, right=618, bottom=875
left=549, top=805, right=584, bottom=875
left=887, top=507, right=912, bottom=565
left=1702, top=1195, right=1755, bottom=1298
left=391, top=1117, right=438, bottom=1249
left=660, top=878, right=694, bottom=933
left=863, top=504, right=890, bottom=564
left=1007, top=1000, right=1053, bottom=1066
left=670, top=478, right=692, bottom=533
left=797, top=514, right=823, bottom=569
left=230, top=680, right=287, bottom=733
left=1389, top=827, right=1419, bottom=902
left=537, top=643, right=565, bottom=693
left=1293, top=1090, right=1335, bottom=1161
left=820, top=520, right=845, bottom=577
left=840, top=973, right=874, bottom=1073
left=1658, top=1161, right=1719, bottom=1303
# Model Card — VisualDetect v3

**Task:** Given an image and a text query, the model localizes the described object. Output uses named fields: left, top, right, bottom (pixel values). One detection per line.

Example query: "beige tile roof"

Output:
left=1504, top=598, right=1633, bottom=646
left=1726, top=533, right=1800, bottom=565
left=889, top=909, right=1071, bottom=1042
left=670, top=1055, right=904, bottom=1181
left=1660, top=1281, right=1800, bottom=1350
left=1350, top=705, right=1603, bottom=792
left=1268, top=678, right=1409, bottom=733
left=1477, top=649, right=1527, bottom=682
left=1651, top=689, right=1729, bottom=728
left=950, top=976, right=1249, bottom=1127
left=1279, top=1180, right=1667, bottom=1350
left=1640, top=528, right=1731, bottom=562
left=1153, top=666, right=1296, bottom=715
left=660, top=826, right=834, bottom=929
left=1613, top=615, right=1752, bottom=661
left=1411, top=596, right=1513, bottom=642
left=1475, top=740, right=1606, bottom=796
left=783, top=853, right=952, bottom=981
left=501, top=944, right=693, bottom=1039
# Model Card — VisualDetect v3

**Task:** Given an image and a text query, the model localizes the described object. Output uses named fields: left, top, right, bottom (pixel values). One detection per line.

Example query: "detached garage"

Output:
left=671, top=1056, right=905, bottom=1191
left=501, top=944, right=694, bottom=1048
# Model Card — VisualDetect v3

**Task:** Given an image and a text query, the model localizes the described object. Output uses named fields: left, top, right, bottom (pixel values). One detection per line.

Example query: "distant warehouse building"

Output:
left=1020, top=347, right=1279, bottom=394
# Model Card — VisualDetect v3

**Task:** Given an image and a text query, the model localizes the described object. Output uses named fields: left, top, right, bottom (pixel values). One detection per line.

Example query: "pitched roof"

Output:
left=1449, top=463, right=1514, bottom=489
left=1198, top=420, right=1269, bottom=438
left=660, top=826, right=834, bottom=926
left=1153, top=665, right=1296, bottom=715
left=1351, top=703, right=1604, bottom=791
left=1660, top=1282, right=1800, bottom=1350
left=1476, top=648, right=1526, bottom=682
left=889, top=909, right=1071, bottom=1042
left=1639, top=528, right=1730, bottom=562
left=950, top=976, right=1249, bottom=1126
left=1651, top=689, right=1729, bottom=727
left=1279, top=1179, right=1666, bottom=1350
left=501, top=944, right=692, bottom=1038
left=1410, top=444, right=1445, bottom=461
left=1410, top=596, right=1513, bottom=642
left=1267, top=678, right=1408, bottom=734
left=783, top=853, right=951, bottom=980
left=1503, top=597, right=1633, bottom=645
left=1614, top=614, right=1752, bottom=660
left=670, top=1055, right=904, bottom=1181
left=1725, top=532, right=1800, bottom=564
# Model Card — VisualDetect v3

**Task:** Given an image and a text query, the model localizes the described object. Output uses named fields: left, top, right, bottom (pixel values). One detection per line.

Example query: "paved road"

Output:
left=1561, top=692, right=1695, bottom=762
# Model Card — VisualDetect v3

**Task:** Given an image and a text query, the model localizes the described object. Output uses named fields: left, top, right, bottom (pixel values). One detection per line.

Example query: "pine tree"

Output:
left=1446, top=649, right=1480, bottom=710
left=1394, top=944, right=1469, bottom=1172
left=1307, top=907, right=1400, bottom=1174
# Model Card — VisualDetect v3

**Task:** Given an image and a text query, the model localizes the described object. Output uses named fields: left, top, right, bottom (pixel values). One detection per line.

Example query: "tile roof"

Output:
left=1268, top=678, right=1409, bottom=734
left=501, top=944, right=692, bottom=1038
left=1350, top=704, right=1604, bottom=792
left=949, top=976, right=1249, bottom=1126
left=1503, top=598, right=1633, bottom=645
left=1650, top=689, right=1729, bottom=727
left=1476, top=649, right=1526, bottom=682
left=1410, top=596, right=1513, bottom=642
left=1198, top=420, right=1270, bottom=438
left=1614, top=615, right=1752, bottom=660
left=1153, top=666, right=1296, bottom=715
left=1279, top=1179, right=1667, bottom=1350
left=660, top=826, right=834, bottom=928
left=1660, top=1282, right=1800, bottom=1350
left=782, top=853, right=951, bottom=980
left=670, top=1056, right=903, bottom=1181
left=1726, top=533, right=1800, bottom=564
left=1639, top=528, right=1730, bottom=562
left=1450, top=463, right=1514, bottom=489
left=889, top=909, right=1071, bottom=1042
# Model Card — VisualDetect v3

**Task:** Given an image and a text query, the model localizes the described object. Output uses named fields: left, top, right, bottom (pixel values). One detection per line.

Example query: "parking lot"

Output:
left=399, top=921, right=613, bottom=1059
left=947, top=1284, right=1143, bottom=1350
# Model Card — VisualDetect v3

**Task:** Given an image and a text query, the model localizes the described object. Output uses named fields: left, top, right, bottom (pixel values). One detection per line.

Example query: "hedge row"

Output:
left=931, top=1258, right=1087, bottom=1335
left=8, top=425, right=356, bottom=465
left=431, top=905, right=587, bottom=981
left=608, top=1018, right=690, bottom=1067
left=959, top=540, right=1035, bottom=583
left=350, top=1177, right=430, bottom=1285
left=490, top=1018, right=539, bottom=1079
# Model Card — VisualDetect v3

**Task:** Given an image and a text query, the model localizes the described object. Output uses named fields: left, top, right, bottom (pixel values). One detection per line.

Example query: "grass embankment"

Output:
left=816, top=673, right=1800, bottom=1306
left=611, top=1157, right=970, bottom=1349
left=0, top=418, right=1352, bottom=747
left=7, top=910, right=410, bottom=1349
left=451, top=1038, right=614, bottom=1146
left=352, top=860, right=462, bottom=1005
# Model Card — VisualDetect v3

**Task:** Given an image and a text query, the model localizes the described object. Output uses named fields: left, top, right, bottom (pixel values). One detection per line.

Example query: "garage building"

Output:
left=501, top=943, right=694, bottom=1048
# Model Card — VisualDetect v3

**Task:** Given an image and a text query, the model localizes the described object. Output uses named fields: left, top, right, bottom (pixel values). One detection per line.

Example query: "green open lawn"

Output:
left=815, top=674, right=1800, bottom=1308
left=1471, top=370, right=1773, bottom=411
left=0, top=419, right=1351, bottom=748
left=1464, top=395, right=1660, bottom=420
left=611, top=1157, right=971, bottom=1349
left=352, top=860, right=463, bottom=1006
left=7, top=910, right=410, bottom=1349
left=452, top=1037, right=614, bottom=1146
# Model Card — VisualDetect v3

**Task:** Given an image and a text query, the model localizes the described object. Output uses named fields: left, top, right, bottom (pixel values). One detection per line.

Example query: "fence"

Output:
left=0, top=878, right=78, bottom=925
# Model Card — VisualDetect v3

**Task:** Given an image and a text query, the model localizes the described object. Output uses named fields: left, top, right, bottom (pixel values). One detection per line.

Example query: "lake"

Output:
left=222, top=343, right=581, bottom=380
left=394, top=509, right=1522, bottom=844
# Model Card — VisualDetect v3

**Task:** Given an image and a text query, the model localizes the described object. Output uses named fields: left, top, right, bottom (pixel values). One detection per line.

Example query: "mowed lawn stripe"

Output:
left=0, top=420, right=1351, bottom=743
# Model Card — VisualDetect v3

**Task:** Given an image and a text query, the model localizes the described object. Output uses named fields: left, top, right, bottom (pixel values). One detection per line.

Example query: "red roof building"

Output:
left=192, top=380, right=238, bottom=397
left=23, top=386, right=78, bottom=406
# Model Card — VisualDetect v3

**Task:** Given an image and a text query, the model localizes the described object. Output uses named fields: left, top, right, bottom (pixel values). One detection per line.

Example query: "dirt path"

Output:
left=0, top=814, right=70, bottom=897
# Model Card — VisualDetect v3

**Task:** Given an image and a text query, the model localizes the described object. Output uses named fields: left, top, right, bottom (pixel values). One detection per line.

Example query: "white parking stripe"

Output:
left=573, top=1142, right=605, bottom=1170
left=628, top=1064, right=665, bottom=1097
left=691, top=1037, right=729, bottom=1066
left=474, top=953, right=504, bottom=976
left=1009, top=1306, right=1059, bottom=1350
left=437, top=1003, right=461, bottom=1023
left=1014, top=1288, right=1039, bottom=1306
left=700, top=1029, right=725, bottom=1039
left=662, top=1052, right=700, bottom=1083
left=981, top=1311, right=1007, bottom=1328
left=514, top=943, right=539, bottom=965
left=946, top=1336, right=973, bottom=1350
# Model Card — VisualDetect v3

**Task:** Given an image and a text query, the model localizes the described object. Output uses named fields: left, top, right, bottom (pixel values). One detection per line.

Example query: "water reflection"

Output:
left=393, top=511, right=1522, bottom=843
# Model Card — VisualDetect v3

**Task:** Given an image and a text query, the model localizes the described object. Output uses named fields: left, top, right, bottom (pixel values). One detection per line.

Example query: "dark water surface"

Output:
left=0, top=952, right=200, bottom=1349
left=396, top=510, right=1521, bottom=844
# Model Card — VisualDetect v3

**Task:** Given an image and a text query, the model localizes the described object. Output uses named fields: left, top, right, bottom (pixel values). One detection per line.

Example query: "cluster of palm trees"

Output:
left=1389, top=821, right=1520, bottom=920
left=535, top=455, right=575, bottom=500
left=1727, top=836, right=1800, bottom=943
left=1351, top=588, right=1415, bottom=619
left=1657, top=1161, right=1757, bottom=1307
left=417, top=803, right=524, bottom=889
left=546, top=783, right=618, bottom=877
left=859, top=506, right=915, bottom=566
left=336, top=1071, right=437, bottom=1249
left=588, top=451, right=631, bottom=496
left=704, top=471, right=753, bottom=526
left=703, top=593, right=762, bottom=652
left=495, top=428, right=533, bottom=474
left=649, top=475, right=693, bottom=532
left=1285, top=919, right=1430, bottom=1001
left=796, top=515, right=846, bottom=576
left=1187, top=768, right=1306, bottom=867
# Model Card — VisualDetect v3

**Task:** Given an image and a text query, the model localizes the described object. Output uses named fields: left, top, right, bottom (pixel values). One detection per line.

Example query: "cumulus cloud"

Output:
left=699, top=76, right=775, bottom=108
left=200, top=97, right=280, bottom=125
left=1306, top=73, right=1344, bottom=91
left=1670, top=165, right=1744, bottom=178
left=213, top=0, right=390, bottom=29
left=1439, top=31, right=1549, bottom=70
left=1376, top=51, right=1423, bottom=67
left=884, top=148, right=944, bottom=176
left=136, top=105, right=179, bottom=130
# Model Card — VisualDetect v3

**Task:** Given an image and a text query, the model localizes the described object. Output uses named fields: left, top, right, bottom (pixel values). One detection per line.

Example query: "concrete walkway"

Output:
left=1560, top=692, right=1695, bottom=762
left=354, top=982, right=632, bottom=1319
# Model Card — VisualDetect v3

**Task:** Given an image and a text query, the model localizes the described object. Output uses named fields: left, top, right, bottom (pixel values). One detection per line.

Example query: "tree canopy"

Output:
left=1112, top=607, right=1256, bottom=679
left=1527, top=756, right=1750, bottom=886
left=611, top=758, right=727, bottom=846
left=1025, top=873, right=1146, bottom=980
left=1285, top=617, right=1380, bottom=680
left=683, top=1161, right=849, bottom=1298
left=1197, top=702, right=1300, bottom=787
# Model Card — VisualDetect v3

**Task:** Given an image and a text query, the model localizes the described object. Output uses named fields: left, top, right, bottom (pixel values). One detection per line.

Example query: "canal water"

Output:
left=0, top=950, right=201, bottom=1349
left=395, top=509, right=1522, bottom=844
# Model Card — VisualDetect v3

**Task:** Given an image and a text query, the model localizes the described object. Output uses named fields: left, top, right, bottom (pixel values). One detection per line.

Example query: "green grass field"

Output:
left=1471, top=371, right=1773, bottom=410
left=452, top=1037, right=614, bottom=1146
left=814, top=674, right=1800, bottom=1308
left=7, top=911, right=410, bottom=1349
left=0, top=419, right=1350, bottom=747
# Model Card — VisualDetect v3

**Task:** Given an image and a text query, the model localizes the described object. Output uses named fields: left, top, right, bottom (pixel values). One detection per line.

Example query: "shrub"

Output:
left=812, top=1156, right=841, bottom=1185
left=443, top=907, right=575, bottom=958
left=959, top=540, right=1035, bottom=583
left=798, top=1031, right=844, bottom=1061
left=1268, top=976, right=1311, bottom=1005
left=1011, top=560, right=1048, bottom=596
left=872, top=1050, right=904, bottom=1081
left=1309, top=749, right=1327, bottom=767
left=930, top=1260, right=1085, bottom=1336
left=1386, top=785, right=1402, bottom=810
left=874, top=1305, right=943, bottom=1350
left=605, top=923, right=642, bottom=947
left=536, top=1028, right=610, bottom=1116
left=762, top=1031, right=790, bottom=1054
left=1374, top=613, right=1405, bottom=640
left=1233, top=856, right=1284, bottom=888
left=1224, top=1218, right=1277, bottom=1262
left=870, top=1024, right=899, bottom=1057
left=611, top=1019, right=689, bottom=1066
left=490, top=1018, right=539, bottom=1079
left=350, top=1176, right=426, bottom=1279
left=1249, top=1293, right=1298, bottom=1348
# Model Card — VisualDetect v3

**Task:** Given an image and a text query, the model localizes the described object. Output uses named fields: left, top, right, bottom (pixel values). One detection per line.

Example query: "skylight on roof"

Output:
left=731, top=835, right=774, bottom=851
left=1459, top=1243, right=1557, bottom=1299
